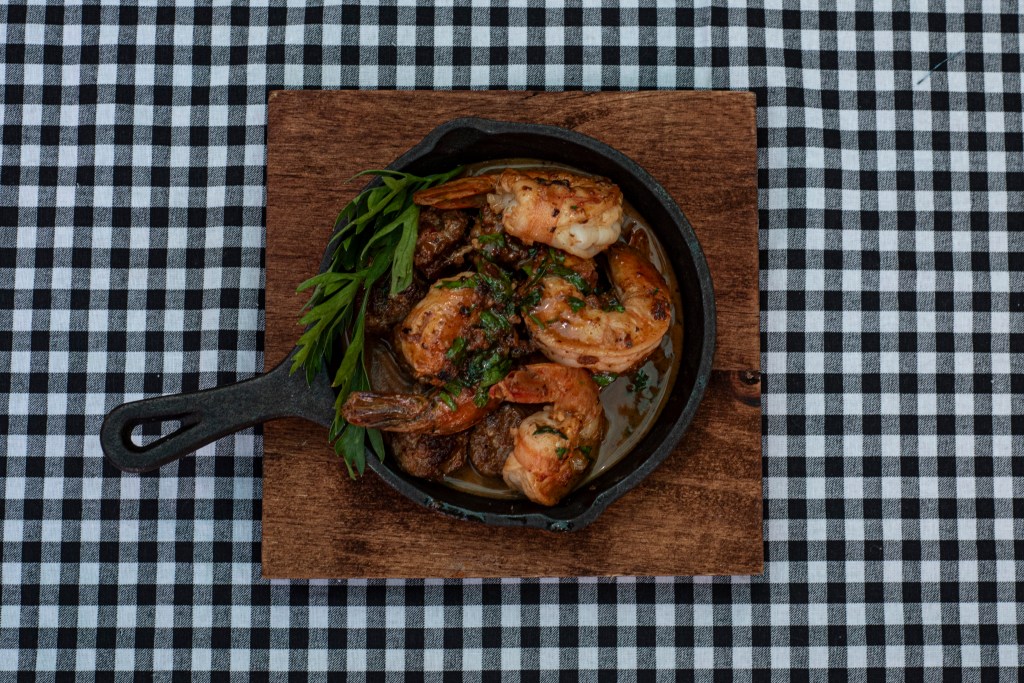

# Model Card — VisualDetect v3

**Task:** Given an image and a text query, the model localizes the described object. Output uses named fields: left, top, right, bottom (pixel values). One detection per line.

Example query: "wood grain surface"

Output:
left=263, top=91, right=761, bottom=578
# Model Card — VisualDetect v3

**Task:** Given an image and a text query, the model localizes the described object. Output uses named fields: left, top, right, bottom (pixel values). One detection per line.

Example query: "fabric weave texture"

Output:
left=0, top=2, right=1022, bottom=679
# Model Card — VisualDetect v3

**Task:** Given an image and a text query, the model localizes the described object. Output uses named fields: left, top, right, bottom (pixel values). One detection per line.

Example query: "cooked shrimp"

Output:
left=341, top=385, right=497, bottom=436
left=396, top=270, right=527, bottom=386
left=395, top=272, right=482, bottom=386
left=523, top=243, right=671, bottom=374
left=414, top=169, right=623, bottom=259
left=488, top=364, right=605, bottom=506
left=413, top=175, right=496, bottom=209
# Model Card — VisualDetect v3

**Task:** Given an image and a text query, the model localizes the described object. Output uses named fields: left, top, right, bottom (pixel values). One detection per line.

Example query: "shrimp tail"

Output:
left=341, top=388, right=498, bottom=435
left=341, top=392, right=430, bottom=431
left=412, top=175, right=497, bottom=209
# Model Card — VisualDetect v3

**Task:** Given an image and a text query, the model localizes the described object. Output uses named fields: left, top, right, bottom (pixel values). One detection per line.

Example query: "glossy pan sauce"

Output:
left=368, top=160, right=683, bottom=499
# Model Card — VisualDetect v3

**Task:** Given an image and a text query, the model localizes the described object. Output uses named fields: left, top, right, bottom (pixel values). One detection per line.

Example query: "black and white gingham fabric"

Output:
left=1, top=2, right=1022, bottom=678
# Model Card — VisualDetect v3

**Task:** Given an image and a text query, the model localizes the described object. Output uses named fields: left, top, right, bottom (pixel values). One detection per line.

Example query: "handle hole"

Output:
left=130, top=419, right=185, bottom=448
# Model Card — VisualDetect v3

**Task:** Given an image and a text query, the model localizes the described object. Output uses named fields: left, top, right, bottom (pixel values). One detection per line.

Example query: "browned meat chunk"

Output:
left=468, top=404, right=529, bottom=478
left=389, top=431, right=468, bottom=481
left=415, top=207, right=471, bottom=280
left=470, top=205, right=531, bottom=267
left=365, top=276, right=428, bottom=337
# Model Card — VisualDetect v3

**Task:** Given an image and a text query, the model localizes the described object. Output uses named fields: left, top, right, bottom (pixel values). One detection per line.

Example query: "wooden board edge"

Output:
left=261, top=90, right=764, bottom=579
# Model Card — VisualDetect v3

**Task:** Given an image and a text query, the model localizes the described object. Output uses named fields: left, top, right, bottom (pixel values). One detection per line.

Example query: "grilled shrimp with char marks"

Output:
left=489, top=363, right=605, bottom=506
left=413, top=169, right=623, bottom=259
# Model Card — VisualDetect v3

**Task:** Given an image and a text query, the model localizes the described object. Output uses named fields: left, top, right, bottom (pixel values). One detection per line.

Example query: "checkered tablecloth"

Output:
left=1, top=2, right=1022, bottom=678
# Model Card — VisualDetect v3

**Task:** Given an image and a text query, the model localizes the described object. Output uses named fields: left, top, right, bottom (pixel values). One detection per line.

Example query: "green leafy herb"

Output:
left=567, top=296, right=587, bottom=313
left=438, top=390, right=457, bottom=411
left=442, top=379, right=466, bottom=409
left=549, top=264, right=591, bottom=294
left=479, top=309, right=511, bottom=337
left=477, top=354, right=512, bottom=387
left=528, top=313, right=546, bottom=328
left=533, top=425, right=568, bottom=439
left=478, top=232, right=506, bottom=246
left=436, top=275, right=478, bottom=290
left=555, top=447, right=568, bottom=459
left=578, top=445, right=593, bottom=457
left=521, top=248, right=559, bottom=291
left=519, top=288, right=541, bottom=310
left=292, top=165, right=463, bottom=477
left=473, top=385, right=491, bottom=408
left=603, top=298, right=626, bottom=313
left=445, top=337, right=466, bottom=362
left=592, top=372, right=618, bottom=388
left=463, top=350, right=513, bottom=407
left=629, top=370, right=650, bottom=394
left=477, top=260, right=515, bottom=307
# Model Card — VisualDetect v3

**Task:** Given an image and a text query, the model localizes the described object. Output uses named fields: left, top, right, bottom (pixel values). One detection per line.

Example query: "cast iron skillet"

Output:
left=100, top=117, right=716, bottom=532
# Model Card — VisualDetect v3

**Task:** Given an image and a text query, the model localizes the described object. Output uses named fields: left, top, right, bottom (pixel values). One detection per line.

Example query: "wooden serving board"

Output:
left=263, top=91, right=761, bottom=578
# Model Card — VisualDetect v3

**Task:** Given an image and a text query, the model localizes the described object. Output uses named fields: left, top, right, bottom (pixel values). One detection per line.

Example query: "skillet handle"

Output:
left=100, top=354, right=335, bottom=473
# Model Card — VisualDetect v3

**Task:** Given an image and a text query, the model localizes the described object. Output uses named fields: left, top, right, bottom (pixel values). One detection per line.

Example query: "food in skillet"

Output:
left=293, top=163, right=674, bottom=506
left=414, top=169, right=624, bottom=258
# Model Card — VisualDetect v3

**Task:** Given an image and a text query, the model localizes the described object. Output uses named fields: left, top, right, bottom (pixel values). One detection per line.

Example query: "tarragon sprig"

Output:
left=291, top=166, right=463, bottom=477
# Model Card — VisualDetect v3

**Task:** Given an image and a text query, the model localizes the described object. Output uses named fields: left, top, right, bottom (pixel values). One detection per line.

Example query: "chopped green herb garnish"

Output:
left=292, top=165, right=463, bottom=477
left=478, top=355, right=512, bottom=387
left=519, top=288, right=541, bottom=310
left=528, top=313, right=546, bottom=328
left=463, top=350, right=513, bottom=408
left=478, top=232, right=506, bottom=246
left=578, top=445, right=593, bottom=457
left=629, top=370, right=650, bottom=393
left=567, top=296, right=587, bottom=313
left=479, top=309, right=511, bottom=336
left=555, top=447, right=568, bottom=459
left=475, top=259, right=515, bottom=307
left=522, top=250, right=557, bottom=290
left=533, top=425, right=568, bottom=439
left=445, top=337, right=466, bottom=362
left=436, top=275, right=478, bottom=290
left=592, top=372, right=618, bottom=388
left=480, top=273, right=514, bottom=306
left=604, top=298, right=626, bottom=313
left=438, top=390, right=457, bottom=411
left=549, top=264, right=591, bottom=294
left=547, top=246, right=566, bottom=264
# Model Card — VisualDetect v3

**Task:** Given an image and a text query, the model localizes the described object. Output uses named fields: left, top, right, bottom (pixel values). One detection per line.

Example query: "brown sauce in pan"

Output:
left=367, top=159, right=683, bottom=499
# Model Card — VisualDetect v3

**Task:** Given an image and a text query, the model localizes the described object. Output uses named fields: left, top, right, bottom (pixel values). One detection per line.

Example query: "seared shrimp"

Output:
left=413, top=170, right=623, bottom=259
left=342, top=385, right=497, bottom=436
left=395, top=272, right=483, bottom=386
left=489, top=364, right=605, bottom=506
left=524, top=243, right=671, bottom=374
left=396, top=270, right=526, bottom=386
